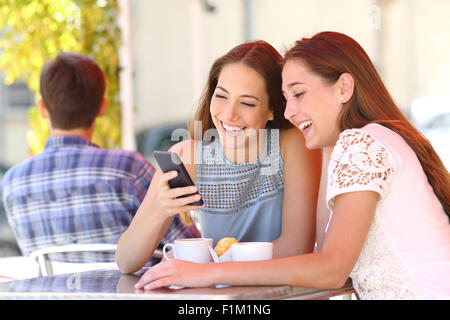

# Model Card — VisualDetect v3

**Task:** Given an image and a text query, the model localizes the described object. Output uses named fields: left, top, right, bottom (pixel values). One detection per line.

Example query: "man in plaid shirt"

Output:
left=2, top=52, right=200, bottom=263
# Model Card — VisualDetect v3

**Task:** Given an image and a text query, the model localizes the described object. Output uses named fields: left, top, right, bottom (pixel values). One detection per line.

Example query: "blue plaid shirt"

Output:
left=2, top=136, right=200, bottom=262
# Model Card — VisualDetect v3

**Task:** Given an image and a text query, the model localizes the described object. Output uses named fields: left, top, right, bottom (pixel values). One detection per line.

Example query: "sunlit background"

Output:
left=0, top=0, right=449, bottom=257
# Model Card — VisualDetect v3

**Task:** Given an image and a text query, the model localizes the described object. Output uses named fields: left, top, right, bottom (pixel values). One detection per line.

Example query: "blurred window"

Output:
left=0, top=75, right=35, bottom=110
left=6, top=81, right=35, bottom=107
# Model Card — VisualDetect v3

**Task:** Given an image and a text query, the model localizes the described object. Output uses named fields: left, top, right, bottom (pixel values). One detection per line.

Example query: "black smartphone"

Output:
left=153, top=150, right=204, bottom=206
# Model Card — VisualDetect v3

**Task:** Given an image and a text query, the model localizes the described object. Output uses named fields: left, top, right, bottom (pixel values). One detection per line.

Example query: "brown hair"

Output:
left=284, top=31, right=449, bottom=216
left=189, top=40, right=292, bottom=137
left=40, top=52, right=105, bottom=130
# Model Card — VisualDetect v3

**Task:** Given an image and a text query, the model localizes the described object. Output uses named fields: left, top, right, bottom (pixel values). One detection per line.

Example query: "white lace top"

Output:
left=326, top=123, right=450, bottom=300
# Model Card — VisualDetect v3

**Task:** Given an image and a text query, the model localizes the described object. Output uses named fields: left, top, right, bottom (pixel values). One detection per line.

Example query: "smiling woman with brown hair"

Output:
left=117, top=40, right=321, bottom=275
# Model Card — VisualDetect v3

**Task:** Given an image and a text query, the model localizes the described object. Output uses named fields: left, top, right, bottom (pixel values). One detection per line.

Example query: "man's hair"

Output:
left=39, top=52, right=106, bottom=130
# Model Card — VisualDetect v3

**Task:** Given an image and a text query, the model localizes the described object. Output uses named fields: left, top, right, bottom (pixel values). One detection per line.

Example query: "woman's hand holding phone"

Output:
left=153, top=169, right=204, bottom=217
left=151, top=151, right=204, bottom=218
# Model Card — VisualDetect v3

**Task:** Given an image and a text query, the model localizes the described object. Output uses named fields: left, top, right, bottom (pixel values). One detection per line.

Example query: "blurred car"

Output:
left=417, top=112, right=450, bottom=171
left=0, top=164, right=21, bottom=257
left=136, top=121, right=189, bottom=167
left=410, top=96, right=450, bottom=171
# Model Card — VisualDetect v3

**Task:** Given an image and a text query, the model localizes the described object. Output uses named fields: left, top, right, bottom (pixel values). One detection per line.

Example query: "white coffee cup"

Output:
left=162, top=238, right=213, bottom=263
left=231, top=242, right=273, bottom=262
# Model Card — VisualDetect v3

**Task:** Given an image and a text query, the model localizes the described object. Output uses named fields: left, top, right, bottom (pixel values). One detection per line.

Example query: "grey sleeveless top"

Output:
left=195, top=129, right=284, bottom=246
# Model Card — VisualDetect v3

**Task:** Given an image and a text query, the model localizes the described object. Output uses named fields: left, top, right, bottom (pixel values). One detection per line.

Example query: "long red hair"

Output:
left=285, top=31, right=449, bottom=217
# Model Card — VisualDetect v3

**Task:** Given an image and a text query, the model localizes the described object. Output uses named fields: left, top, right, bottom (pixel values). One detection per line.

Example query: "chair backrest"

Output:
left=29, top=243, right=163, bottom=276
left=29, top=243, right=119, bottom=276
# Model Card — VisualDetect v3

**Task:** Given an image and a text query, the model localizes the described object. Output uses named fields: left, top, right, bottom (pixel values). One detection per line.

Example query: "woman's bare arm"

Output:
left=116, top=140, right=201, bottom=273
left=273, top=127, right=321, bottom=257
left=136, top=190, right=378, bottom=290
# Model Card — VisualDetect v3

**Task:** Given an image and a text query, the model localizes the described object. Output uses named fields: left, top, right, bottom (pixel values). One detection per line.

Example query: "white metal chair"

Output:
left=29, top=243, right=163, bottom=276
left=29, top=243, right=119, bottom=276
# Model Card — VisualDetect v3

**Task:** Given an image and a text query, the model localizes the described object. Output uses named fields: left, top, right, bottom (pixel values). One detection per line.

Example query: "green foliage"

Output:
left=0, top=0, right=122, bottom=154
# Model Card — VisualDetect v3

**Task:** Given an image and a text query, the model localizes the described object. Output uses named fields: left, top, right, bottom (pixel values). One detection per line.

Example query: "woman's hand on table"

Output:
left=134, top=259, right=215, bottom=290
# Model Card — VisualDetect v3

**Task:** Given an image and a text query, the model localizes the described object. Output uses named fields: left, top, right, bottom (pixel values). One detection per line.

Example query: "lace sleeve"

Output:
left=327, top=129, right=395, bottom=210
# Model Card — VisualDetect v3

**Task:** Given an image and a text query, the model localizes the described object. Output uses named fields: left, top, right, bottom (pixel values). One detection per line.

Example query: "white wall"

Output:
left=247, top=0, right=378, bottom=58
left=130, top=0, right=245, bottom=131
left=414, top=0, right=450, bottom=97
left=130, top=0, right=194, bottom=129
left=130, top=0, right=450, bottom=131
